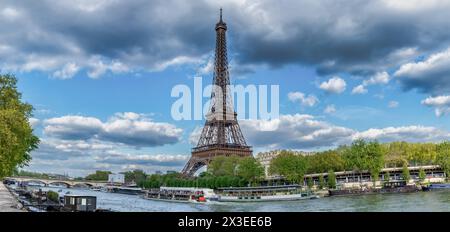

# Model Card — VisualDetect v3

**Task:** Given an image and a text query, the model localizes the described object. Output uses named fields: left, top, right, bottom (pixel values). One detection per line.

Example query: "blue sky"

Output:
left=2, top=0, right=449, bottom=176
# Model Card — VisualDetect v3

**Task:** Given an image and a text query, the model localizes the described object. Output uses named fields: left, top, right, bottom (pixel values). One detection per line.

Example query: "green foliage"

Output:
left=436, top=141, right=450, bottom=179
left=418, top=168, right=426, bottom=181
left=342, top=139, right=384, bottom=181
left=307, top=176, right=313, bottom=189
left=384, top=171, right=390, bottom=182
left=236, top=157, right=265, bottom=185
left=85, top=170, right=112, bottom=181
left=269, top=151, right=307, bottom=185
left=327, top=170, right=336, bottom=189
left=139, top=173, right=246, bottom=189
left=0, top=74, right=39, bottom=177
left=124, top=169, right=147, bottom=184
left=306, top=150, right=345, bottom=174
left=402, top=164, right=411, bottom=182
left=14, top=170, right=50, bottom=179
left=208, top=156, right=240, bottom=176
left=318, top=175, right=325, bottom=189
left=47, top=190, right=59, bottom=203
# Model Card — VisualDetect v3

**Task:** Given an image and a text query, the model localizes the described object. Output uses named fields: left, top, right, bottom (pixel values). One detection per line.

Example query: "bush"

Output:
left=47, top=191, right=59, bottom=203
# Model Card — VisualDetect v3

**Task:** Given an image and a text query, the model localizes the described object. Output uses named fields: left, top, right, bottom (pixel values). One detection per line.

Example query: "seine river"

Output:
left=30, top=186, right=450, bottom=212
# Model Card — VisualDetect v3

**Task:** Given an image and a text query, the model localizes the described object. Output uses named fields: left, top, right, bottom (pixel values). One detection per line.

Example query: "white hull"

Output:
left=142, top=196, right=218, bottom=204
left=218, top=193, right=319, bottom=202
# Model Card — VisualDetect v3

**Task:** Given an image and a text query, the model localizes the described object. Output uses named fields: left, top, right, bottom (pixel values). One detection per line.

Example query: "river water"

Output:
left=27, top=186, right=450, bottom=212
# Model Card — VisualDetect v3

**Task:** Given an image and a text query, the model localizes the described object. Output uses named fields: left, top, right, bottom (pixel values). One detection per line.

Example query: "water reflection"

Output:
left=27, top=186, right=450, bottom=212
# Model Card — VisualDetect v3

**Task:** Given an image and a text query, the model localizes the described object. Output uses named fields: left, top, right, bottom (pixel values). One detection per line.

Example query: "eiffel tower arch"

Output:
left=181, top=9, right=252, bottom=176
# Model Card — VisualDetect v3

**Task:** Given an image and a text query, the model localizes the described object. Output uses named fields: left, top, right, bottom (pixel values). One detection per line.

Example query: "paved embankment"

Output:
left=0, top=183, right=23, bottom=212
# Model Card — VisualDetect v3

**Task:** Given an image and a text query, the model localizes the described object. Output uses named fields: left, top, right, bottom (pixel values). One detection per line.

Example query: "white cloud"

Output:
left=421, top=95, right=450, bottom=117
left=30, top=138, right=189, bottom=176
left=354, top=125, right=450, bottom=142
left=352, top=71, right=390, bottom=95
left=29, top=118, right=40, bottom=127
left=43, top=112, right=183, bottom=147
left=388, top=101, right=399, bottom=108
left=239, top=114, right=355, bottom=149
left=288, top=92, right=319, bottom=107
left=238, top=114, right=450, bottom=150
left=324, top=104, right=336, bottom=114
left=394, top=47, right=450, bottom=94
left=87, top=56, right=129, bottom=79
left=351, top=85, right=368, bottom=94
left=153, top=55, right=203, bottom=72
left=52, top=62, right=80, bottom=79
left=363, top=71, right=390, bottom=86
left=319, top=76, right=346, bottom=94
left=189, top=126, right=203, bottom=145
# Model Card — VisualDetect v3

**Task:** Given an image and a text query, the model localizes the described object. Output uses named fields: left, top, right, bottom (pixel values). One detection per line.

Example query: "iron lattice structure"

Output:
left=181, top=10, right=252, bottom=176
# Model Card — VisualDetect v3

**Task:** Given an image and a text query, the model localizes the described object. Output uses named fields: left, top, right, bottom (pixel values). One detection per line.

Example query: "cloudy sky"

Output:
left=3, top=0, right=450, bottom=176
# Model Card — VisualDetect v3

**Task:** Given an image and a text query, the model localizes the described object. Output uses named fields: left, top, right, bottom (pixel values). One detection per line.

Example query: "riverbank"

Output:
left=0, top=183, right=24, bottom=212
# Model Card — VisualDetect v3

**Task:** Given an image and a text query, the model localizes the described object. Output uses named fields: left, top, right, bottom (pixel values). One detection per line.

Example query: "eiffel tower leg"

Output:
left=181, top=156, right=208, bottom=177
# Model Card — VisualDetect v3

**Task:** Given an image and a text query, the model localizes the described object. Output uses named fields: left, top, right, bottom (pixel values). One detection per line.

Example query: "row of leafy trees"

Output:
left=138, top=156, right=265, bottom=189
left=0, top=74, right=39, bottom=178
left=269, top=139, right=450, bottom=186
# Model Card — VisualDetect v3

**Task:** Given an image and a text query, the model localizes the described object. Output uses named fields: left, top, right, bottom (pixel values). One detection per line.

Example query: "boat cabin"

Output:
left=383, top=180, right=407, bottom=188
left=63, top=195, right=97, bottom=212
left=217, top=184, right=305, bottom=197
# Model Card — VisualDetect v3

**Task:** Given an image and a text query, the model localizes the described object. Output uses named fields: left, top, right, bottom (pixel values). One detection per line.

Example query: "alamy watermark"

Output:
left=171, top=76, right=279, bottom=121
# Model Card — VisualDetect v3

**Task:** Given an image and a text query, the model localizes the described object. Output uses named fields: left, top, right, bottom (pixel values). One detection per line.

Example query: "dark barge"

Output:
left=329, top=180, right=420, bottom=196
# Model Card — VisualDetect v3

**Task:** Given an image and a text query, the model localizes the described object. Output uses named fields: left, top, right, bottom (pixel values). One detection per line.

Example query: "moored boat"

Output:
left=106, top=186, right=144, bottom=195
left=422, top=183, right=450, bottom=191
left=329, top=180, right=420, bottom=196
left=216, top=185, right=319, bottom=202
left=142, top=187, right=217, bottom=203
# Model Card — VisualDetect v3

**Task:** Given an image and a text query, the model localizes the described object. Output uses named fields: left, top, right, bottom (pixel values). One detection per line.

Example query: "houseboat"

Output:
left=105, top=186, right=144, bottom=195
left=142, top=187, right=218, bottom=203
left=61, top=195, right=97, bottom=212
left=329, top=180, right=420, bottom=196
left=215, top=185, right=319, bottom=202
left=422, top=183, right=450, bottom=191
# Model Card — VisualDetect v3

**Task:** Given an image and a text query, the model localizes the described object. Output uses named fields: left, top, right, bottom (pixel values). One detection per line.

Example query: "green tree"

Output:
left=124, top=169, right=147, bottom=184
left=208, top=156, right=240, bottom=176
left=0, top=74, right=39, bottom=177
left=342, top=139, right=384, bottom=184
left=47, top=190, right=59, bottom=203
left=306, top=150, right=345, bottom=174
left=269, top=151, right=307, bottom=185
left=85, top=170, right=112, bottom=181
left=307, top=176, right=313, bottom=189
left=327, top=170, right=336, bottom=189
left=418, top=168, right=426, bottom=182
left=318, top=175, right=325, bottom=189
left=384, top=171, right=390, bottom=182
left=236, top=157, right=264, bottom=186
left=436, top=141, right=450, bottom=179
left=401, top=164, right=410, bottom=182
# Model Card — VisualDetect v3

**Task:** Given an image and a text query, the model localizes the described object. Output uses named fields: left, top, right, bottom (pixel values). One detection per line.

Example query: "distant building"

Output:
left=256, top=150, right=316, bottom=179
left=108, top=173, right=125, bottom=184
left=166, top=170, right=177, bottom=174
left=155, top=171, right=163, bottom=175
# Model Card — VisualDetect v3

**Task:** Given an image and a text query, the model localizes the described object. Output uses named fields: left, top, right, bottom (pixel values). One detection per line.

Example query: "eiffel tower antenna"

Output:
left=181, top=9, right=252, bottom=176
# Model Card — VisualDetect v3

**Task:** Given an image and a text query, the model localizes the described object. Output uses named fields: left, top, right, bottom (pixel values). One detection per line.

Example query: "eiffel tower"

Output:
left=181, top=9, right=252, bottom=176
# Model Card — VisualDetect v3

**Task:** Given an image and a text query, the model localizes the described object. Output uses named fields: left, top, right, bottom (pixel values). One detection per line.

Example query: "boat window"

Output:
left=81, top=198, right=87, bottom=205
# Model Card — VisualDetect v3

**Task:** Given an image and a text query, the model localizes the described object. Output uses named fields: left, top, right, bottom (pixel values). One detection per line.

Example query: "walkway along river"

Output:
left=0, top=183, right=23, bottom=212
left=23, top=186, right=450, bottom=212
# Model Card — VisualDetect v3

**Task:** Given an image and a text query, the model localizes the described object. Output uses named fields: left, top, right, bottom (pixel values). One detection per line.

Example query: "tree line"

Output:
left=269, top=139, right=450, bottom=186
left=0, top=74, right=39, bottom=178
left=139, top=156, right=265, bottom=189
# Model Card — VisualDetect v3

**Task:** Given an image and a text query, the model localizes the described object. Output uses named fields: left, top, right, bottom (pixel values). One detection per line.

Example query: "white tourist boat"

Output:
left=216, top=185, right=319, bottom=202
left=142, top=187, right=219, bottom=203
